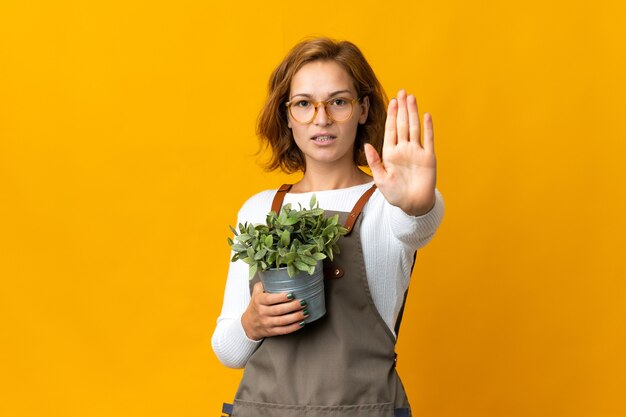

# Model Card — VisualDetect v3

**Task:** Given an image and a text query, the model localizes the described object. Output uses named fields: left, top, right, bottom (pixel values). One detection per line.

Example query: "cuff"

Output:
left=212, top=314, right=263, bottom=369
left=389, top=188, right=444, bottom=249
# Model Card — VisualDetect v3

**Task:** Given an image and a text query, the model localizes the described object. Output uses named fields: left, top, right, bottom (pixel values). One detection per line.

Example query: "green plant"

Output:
left=228, top=194, right=348, bottom=279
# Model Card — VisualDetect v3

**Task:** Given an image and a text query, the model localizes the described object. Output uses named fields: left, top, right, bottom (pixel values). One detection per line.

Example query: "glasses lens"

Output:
left=327, top=98, right=353, bottom=122
left=290, top=100, right=315, bottom=123
left=288, top=98, right=356, bottom=123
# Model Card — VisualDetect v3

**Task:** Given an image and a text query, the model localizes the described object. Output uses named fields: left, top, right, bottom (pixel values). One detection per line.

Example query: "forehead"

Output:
left=290, top=60, right=357, bottom=97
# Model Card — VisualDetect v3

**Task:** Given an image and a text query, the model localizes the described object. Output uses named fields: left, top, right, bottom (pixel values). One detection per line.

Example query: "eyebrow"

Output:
left=289, top=90, right=353, bottom=100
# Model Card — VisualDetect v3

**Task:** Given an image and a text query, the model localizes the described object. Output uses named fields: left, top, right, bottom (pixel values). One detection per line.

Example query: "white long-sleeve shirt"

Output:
left=212, top=181, right=444, bottom=368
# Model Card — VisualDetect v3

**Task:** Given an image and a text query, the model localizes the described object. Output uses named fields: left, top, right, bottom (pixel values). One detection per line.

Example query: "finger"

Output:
left=251, top=282, right=264, bottom=298
left=270, top=320, right=306, bottom=336
left=269, top=308, right=310, bottom=327
left=383, top=98, right=398, bottom=147
left=253, top=283, right=294, bottom=306
left=407, top=94, right=421, bottom=146
left=364, top=143, right=386, bottom=183
left=396, top=90, right=409, bottom=143
left=423, top=112, right=434, bottom=153
left=262, top=298, right=307, bottom=317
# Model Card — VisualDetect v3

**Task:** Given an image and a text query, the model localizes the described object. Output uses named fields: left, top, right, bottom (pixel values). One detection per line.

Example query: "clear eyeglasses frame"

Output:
left=285, top=96, right=362, bottom=124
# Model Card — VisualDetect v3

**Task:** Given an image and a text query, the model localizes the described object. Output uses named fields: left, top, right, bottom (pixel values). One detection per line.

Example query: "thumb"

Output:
left=252, top=282, right=264, bottom=297
left=364, top=143, right=386, bottom=181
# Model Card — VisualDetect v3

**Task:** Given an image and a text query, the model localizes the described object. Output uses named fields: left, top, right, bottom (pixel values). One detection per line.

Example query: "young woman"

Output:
left=212, top=37, right=444, bottom=417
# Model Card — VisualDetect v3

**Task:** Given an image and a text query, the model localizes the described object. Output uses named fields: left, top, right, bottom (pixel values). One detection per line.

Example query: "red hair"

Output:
left=257, top=37, right=388, bottom=173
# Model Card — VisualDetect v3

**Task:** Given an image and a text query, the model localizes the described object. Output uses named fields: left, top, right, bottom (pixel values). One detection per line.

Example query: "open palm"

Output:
left=364, top=90, right=437, bottom=216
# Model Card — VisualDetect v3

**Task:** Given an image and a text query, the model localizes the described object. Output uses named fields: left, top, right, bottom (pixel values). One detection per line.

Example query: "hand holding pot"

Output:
left=242, top=282, right=308, bottom=341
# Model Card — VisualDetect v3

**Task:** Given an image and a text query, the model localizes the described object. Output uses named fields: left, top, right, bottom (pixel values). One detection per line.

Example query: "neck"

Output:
left=292, top=162, right=372, bottom=193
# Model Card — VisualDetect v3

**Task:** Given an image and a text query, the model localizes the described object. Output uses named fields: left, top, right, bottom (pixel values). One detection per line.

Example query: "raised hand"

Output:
left=364, top=90, right=437, bottom=216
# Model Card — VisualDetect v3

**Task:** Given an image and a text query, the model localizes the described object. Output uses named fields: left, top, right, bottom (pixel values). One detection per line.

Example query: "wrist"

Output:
left=402, top=193, right=436, bottom=217
left=241, top=310, right=262, bottom=342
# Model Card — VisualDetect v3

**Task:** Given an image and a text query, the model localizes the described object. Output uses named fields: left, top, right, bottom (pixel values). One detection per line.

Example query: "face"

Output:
left=287, top=60, right=369, bottom=169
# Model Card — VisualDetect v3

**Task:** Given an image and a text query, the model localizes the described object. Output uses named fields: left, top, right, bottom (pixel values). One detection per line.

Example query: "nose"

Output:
left=313, top=102, right=332, bottom=126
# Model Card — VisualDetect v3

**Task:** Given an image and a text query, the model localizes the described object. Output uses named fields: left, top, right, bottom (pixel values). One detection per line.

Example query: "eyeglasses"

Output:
left=285, top=96, right=361, bottom=124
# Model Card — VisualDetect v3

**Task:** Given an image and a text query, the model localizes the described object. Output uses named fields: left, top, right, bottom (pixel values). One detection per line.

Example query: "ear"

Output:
left=358, top=96, right=370, bottom=124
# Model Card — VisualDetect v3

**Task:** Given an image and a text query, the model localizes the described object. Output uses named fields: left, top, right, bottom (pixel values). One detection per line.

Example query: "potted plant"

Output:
left=228, top=194, right=347, bottom=323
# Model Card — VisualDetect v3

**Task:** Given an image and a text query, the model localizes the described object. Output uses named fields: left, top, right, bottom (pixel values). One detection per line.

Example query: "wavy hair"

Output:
left=257, top=37, right=388, bottom=173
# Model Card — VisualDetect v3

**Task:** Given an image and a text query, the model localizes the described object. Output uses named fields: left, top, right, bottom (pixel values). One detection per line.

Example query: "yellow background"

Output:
left=1, top=1, right=625, bottom=416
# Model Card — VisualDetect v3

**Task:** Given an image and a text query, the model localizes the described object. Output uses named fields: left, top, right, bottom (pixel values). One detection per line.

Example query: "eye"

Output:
left=294, top=100, right=311, bottom=108
left=329, top=98, right=348, bottom=106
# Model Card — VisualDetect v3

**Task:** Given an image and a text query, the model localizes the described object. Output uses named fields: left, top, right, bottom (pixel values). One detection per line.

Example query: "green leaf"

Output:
left=300, top=244, right=315, bottom=252
left=264, top=235, right=273, bottom=247
left=248, top=263, right=258, bottom=279
left=254, top=248, right=267, bottom=260
left=300, top=255, right=317, bottom=266
left=267, top=253, right=277, bottom=267
left=287, top=263, right=297, bottom=278
left=282, top=216, right=299, bottom=226
left=227, top=237, right=234, bottom=246
left=309, top=193, right=317, bottom=208
left=312, top=252, right=326, bottom=261
left=322, top=224, right=335, bottom=237
left=280, top=229, right=290, bottom=247
left=230, top=243, right=248, bottom=252
left=294, top=261, right=309, bottom=272
left=236, top=233, right=253, bottom=243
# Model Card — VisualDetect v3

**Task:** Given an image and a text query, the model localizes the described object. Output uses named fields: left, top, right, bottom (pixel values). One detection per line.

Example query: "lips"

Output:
left=311, top=134, right=336, bottom=142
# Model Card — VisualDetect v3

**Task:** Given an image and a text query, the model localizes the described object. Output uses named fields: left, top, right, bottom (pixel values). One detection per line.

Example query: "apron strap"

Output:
left=221, top=402, right=233, bottom=416
left=270, top=183, right=378, bottom=236
left=344, top=184, right=377, bottom=235
left=394, top=251, right=417, bottom=340
left=271, top=184, right=293, bottom=214
left=394, top=289, right=409, bottom=338
left=394, top=408, right=411, bottom=417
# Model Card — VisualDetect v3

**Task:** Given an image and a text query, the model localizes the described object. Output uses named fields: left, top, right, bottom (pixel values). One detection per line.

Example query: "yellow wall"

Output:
left=1, top=1, right=625, bottom=416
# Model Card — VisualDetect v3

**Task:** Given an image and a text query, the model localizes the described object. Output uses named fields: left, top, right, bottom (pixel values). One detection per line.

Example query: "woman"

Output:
left=212, top=37, right=444, bottom=417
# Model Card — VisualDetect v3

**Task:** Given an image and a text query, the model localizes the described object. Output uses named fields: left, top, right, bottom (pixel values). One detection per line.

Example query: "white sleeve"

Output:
left=210, top=253, right=262, bottom=369
left=210, top=193, right=273, bottom=368
left=386, top=188, right=445, bottom=250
